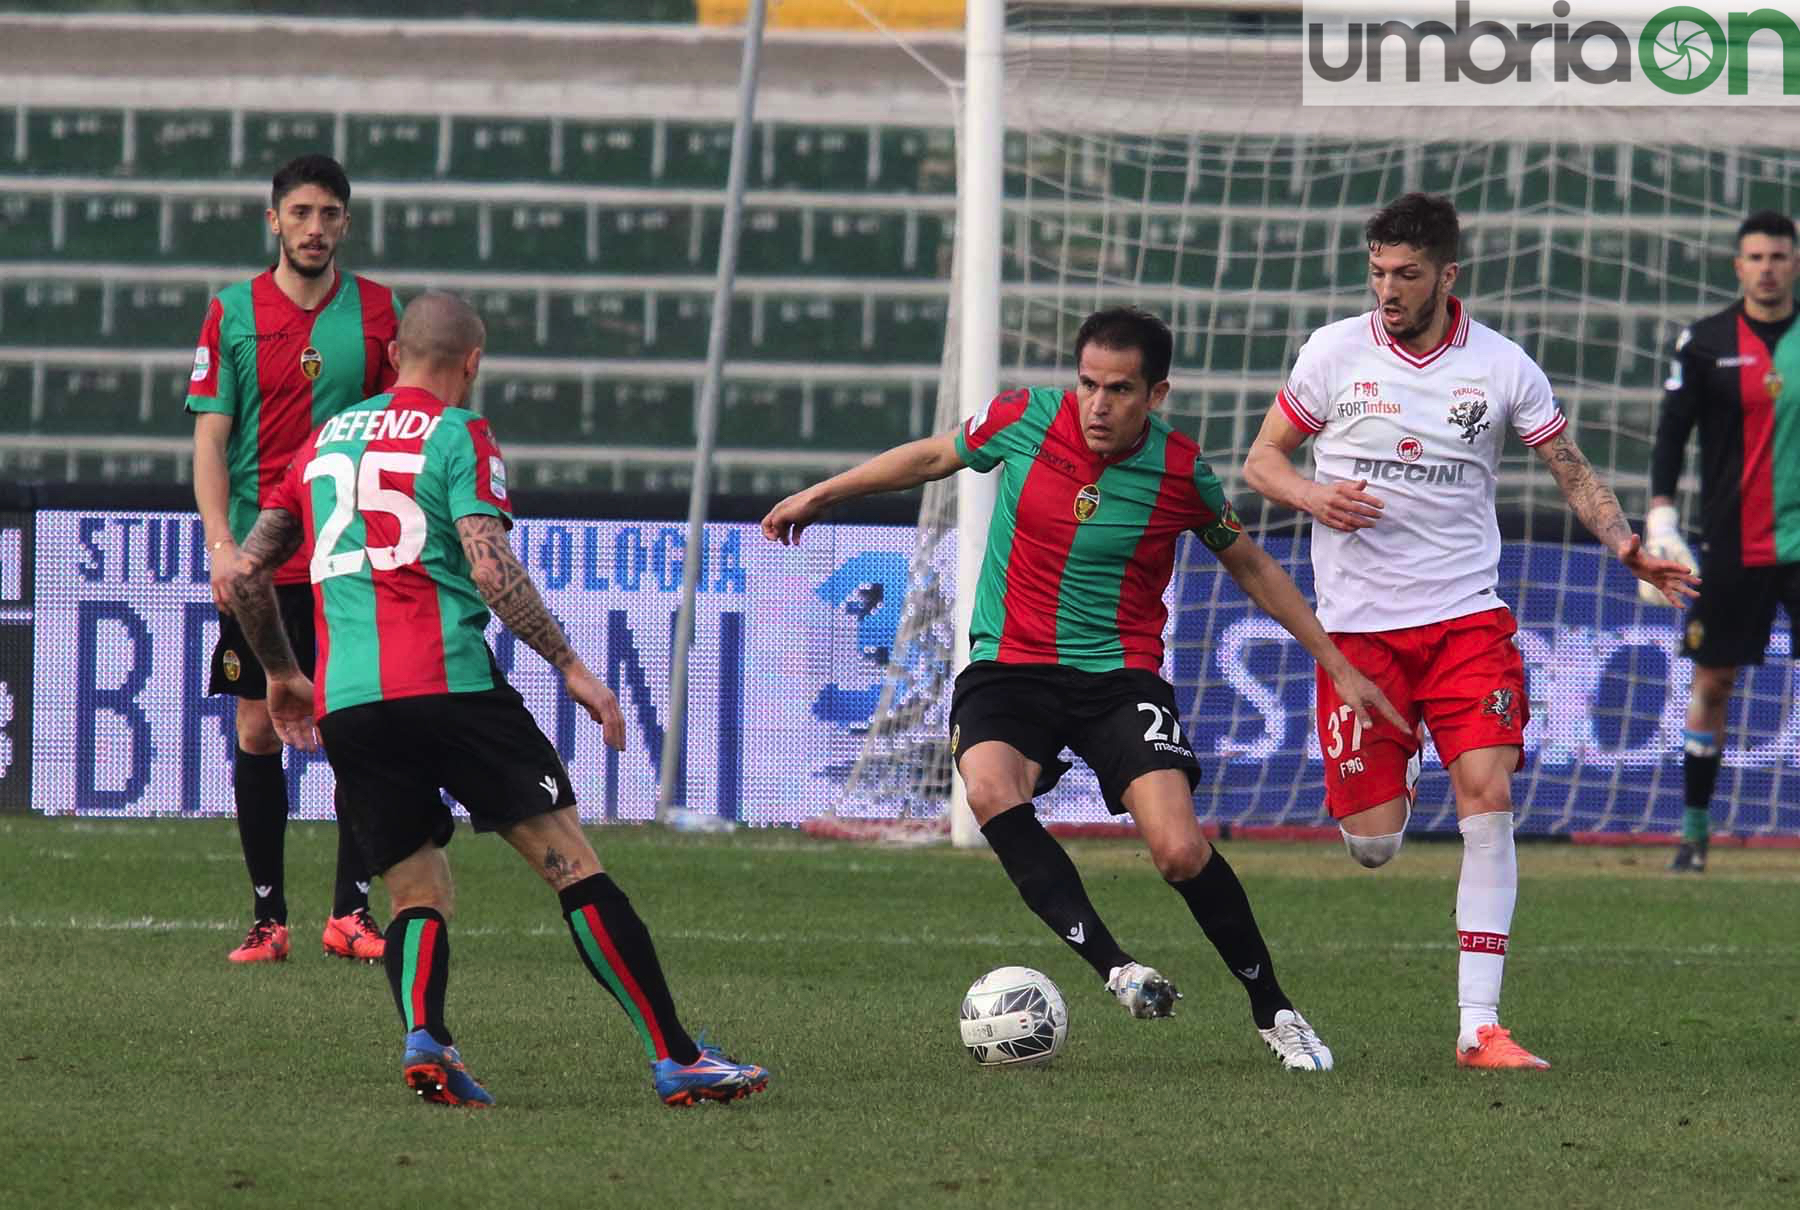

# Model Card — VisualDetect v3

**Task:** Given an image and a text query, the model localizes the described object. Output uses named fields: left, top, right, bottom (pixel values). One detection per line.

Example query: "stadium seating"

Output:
left=6, top=78, right=1798, bottom=495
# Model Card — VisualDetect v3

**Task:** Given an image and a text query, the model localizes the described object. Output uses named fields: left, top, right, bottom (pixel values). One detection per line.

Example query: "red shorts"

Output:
left=1315, top=607, right=1528, bottom=820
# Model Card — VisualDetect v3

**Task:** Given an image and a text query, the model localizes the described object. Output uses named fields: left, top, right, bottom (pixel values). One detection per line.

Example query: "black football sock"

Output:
left=330, top=792, right=374, bottom=917
left=233, top=747, right=288, bottom=925
left=1170, top=848, right=1292, bottom=1029
left=980, top=803, right=1132, bottom=979
left=560, top=873, right=701, bottom=1067
left=386, top=908, right=453, bottom=1047
left=1683, top=748, right=1722, bottom=845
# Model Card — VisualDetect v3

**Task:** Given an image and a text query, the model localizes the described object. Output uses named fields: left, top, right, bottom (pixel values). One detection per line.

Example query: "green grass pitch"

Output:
left=3, top=815, right=1798, bottom=1209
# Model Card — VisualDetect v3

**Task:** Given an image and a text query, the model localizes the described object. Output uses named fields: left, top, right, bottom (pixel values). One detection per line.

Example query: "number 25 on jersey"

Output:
left=304, top=451, right=427, bottom=583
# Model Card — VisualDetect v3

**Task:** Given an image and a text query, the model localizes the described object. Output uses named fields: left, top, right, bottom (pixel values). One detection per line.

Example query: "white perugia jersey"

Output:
left=1276, top=298, right=1567, bottom=633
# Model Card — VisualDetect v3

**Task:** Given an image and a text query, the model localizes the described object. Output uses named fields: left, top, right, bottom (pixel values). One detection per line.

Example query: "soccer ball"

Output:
left=958, top=965, right=1068, bottom=1066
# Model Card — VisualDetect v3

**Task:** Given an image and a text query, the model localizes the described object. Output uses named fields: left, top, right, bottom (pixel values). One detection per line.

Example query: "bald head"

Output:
left=396, top=291, right=486, bottom=369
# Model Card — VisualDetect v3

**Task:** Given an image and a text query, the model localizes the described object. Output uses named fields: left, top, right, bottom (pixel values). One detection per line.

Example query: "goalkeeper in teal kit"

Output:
left=762, top=307, right=1402, bottom=1070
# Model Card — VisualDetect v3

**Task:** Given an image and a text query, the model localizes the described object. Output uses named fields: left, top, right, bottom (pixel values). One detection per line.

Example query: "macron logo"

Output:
left=1065, top=923, right=1085, bottom=945
left=539, top=775, right=558, bottom=801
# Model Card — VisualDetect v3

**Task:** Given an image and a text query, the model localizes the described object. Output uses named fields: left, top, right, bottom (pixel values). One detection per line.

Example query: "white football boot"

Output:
left=1258, top=1008, right=1334, bottom=1071
left=1105, top=962, right=1181, bottom=1018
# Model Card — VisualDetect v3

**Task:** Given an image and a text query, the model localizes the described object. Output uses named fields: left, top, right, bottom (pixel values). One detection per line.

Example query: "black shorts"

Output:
left=948, top=661, right=1200, bottom=815
left=316, top=686, right=576, bottom=875
left=208, top=582, right=316, bottom=698
left=1682, top=559, right=1800, bottom=668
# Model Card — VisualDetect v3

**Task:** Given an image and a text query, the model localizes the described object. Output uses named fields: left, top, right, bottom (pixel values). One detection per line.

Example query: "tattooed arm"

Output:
left=457, top=514, right=626, bottom=749
left=225, top=507, right=306, bottom=676
left=223, top=507, right=320, bottom=750
left=1533, top=431, right=1699, bottom=607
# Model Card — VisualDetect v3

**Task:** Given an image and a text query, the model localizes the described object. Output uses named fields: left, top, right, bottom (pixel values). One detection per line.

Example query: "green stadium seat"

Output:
left=0, top=193, right=55, bottom=259
left=561, top=119, right=655, bottom=185
left=1463, top=223, right=1546, bottom=300
left=491, top=202, right=588, bottom=271
left=1201, top=301, right=1290, bottom=374
left=1547, top=229, right=1625, bottom=302
left=478, top=369, right=584, bottom=442
left=1303, top=140, right=1403, bottom=209
left=1534, top=330, right=1578, bottom=381
left=0, top=108, right=14, bottom=173
left=1, top=279, right=104, bottom=346
left=1011, top=212, right=1116, bottom=285
left=1627, top=147, right=1713, bottom=216
left=717, top=380, right=803, bottom=448
left=808, top=208, right=906, bottom=277
left=1225, top=137, right=1297, bottom=207
left=813, top=381, right=921, bottom=449
left=547, top=289, right=650, bottom=358
left=467, top=288, right=542, bottom=356
left=1133, top=215, right=1217, bottom=288
left=999, top=296, right=1066, bottom=367
left=166, top=195, right=269, bottom=266
left=61, top=193, right=159, bottom=261
left=37, top=363, right=144, bottom=435
left=113, top=282, right=213, bottom=350
left=876, top=126, right=955, bottom=194
left=871, top=296, right=947, bottom=364
left=152, top=364, right=204, bottom=421
left=662, top=122, right=750, bottom=188
left=593, top=377, right=693, bottom=447
left=596, top=204, right=703, bottom=274
left=451, top=117, right=553, bottom=181
left=736, top=293, right=862, bottom=362
left=1575, top=315, right=1621, bottom=383
left=1624, top=314, right=1669, bottom=390
left=1740, top=147, right=1800, bottom=218
left=132, top=110, right=233, bottom=179
left=346, top=114, right=442, bottom=180
left=647, top=293, right=715, bottom=359
left=1004, top=131, right=1080, bottom=203
left=771, top=125, right=871, bottom=192
left=1559, top=144, right=1626, bottom=213
left=378, top=199, right=484, bottom=269
left=73, top=449, right=186, bottom=483
left=1109, top=135, right=1194, bottom=206
left=736, top=208, right=809, bottom=276
left=241, top=112, right=334, bottom=176
left=24, top=108, right=125, bottom=176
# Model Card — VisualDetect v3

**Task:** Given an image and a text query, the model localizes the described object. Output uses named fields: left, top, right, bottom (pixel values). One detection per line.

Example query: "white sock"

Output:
left=1455, top=810, right=1516, bottom=1050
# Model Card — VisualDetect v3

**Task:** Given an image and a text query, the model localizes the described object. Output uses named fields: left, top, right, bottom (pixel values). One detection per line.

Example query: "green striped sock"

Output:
left=1682, top=807, right=1710, bottom=846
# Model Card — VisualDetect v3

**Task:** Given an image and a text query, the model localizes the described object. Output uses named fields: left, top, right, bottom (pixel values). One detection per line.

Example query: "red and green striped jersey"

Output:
left=955, top=387, right=1242, bottom=673
left=186, top=269, right=402, bottom=584
left=267, top=386, right=514, bottom=717
left=1651, top=300, right=1800, bottom=566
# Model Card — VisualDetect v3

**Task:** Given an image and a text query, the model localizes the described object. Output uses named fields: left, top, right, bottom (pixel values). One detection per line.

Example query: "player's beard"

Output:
left=1383, top=280, right=1444, bottom=346
left=280, top=234, right=335, bottom=279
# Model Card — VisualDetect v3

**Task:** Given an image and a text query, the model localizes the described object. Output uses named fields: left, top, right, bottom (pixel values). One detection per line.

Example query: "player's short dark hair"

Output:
left=1366, top=192, right=1460, bottom=267
left=271, top=154, right=351, bottom=210
left=1737, top=209, right=1797, bottom=246
left=1073, top=306, right=1173, bottom=387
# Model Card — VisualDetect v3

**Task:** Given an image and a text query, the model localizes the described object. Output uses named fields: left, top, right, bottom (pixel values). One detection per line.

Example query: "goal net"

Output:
left=818, top=0, right=1800, bottom=842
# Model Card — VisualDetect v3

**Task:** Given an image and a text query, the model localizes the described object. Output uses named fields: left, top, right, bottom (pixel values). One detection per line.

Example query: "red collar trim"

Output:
left=1372, top=296, right=1468, bottom=368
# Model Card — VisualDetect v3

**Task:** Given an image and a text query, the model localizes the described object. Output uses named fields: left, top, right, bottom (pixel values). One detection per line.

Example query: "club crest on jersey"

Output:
left=949, top=724, right=960, bottom=756
left=1448, top=397, right=1490, bottom=444
left=300, top=346, right=322, bottom=381
left=222, top=649, right=241, bottom=682
left=1396, top=436, right=1424, bottom=463
left=1073, top=484, right=1100, bottom=522
left=1482, top=687, right=1518, bottom=730
left=1767, top=366, right=1785, bottom=399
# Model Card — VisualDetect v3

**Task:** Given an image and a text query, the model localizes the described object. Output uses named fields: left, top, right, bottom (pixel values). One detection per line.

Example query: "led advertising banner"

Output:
left=22, top=509, right=1800, bottom=834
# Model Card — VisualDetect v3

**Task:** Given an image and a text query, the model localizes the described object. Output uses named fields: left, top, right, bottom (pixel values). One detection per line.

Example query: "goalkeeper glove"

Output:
left=1639, top=504, right=1697, bottom=605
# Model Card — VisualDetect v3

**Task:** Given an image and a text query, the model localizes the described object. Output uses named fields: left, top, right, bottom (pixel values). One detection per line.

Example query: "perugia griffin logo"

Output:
left=1448, top=398, right=1490, bottom=444
left=1482, top=687, right=1518, bottom=730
